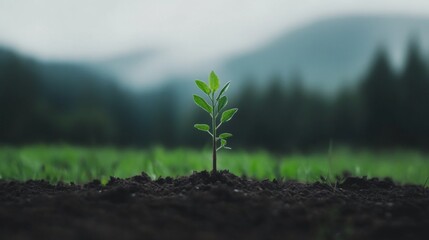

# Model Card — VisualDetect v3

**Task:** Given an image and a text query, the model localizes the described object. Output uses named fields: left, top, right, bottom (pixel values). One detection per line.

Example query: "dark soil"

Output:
left=0, top=171, right=428, bottom=240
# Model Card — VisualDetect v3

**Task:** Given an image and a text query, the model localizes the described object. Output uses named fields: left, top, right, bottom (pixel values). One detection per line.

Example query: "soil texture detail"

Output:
left=1, top=171, right=428, bottom=240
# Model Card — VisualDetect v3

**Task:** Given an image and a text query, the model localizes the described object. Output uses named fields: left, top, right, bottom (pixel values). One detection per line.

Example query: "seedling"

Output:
left=193, top=71, right=238, bottom=172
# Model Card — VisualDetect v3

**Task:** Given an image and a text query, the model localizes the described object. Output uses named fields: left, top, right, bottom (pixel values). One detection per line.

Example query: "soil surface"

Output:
left=0, top=171, right=428, bottom=240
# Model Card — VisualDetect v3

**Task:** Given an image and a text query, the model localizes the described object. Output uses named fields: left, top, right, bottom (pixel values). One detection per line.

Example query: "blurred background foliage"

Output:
left=1, top=38, right=429, bottom=152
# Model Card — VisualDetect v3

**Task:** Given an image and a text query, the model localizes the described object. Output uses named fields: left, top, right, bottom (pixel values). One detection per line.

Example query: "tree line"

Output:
left=0, top=41, right=428, bottom=152
left=223, top=41, right=429, bottom=152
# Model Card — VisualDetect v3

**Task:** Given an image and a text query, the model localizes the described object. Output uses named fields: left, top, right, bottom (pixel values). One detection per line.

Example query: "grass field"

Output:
left=0, top=145, right=428, bottom=185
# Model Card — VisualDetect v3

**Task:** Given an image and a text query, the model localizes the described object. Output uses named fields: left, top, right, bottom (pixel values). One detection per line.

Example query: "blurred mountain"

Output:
left=222, top=15, right=429, bottom=92
left=86, top=49, right=160, bottom=87
left=69, top=15, right=429, bottom=94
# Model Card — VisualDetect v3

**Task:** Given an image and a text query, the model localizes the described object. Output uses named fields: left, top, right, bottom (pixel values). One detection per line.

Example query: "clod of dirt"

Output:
left=339, top=176, right=395, bottom=189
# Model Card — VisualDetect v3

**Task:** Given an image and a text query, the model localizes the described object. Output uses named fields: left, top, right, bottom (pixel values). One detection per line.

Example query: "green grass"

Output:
left=0, top=145, right=428, bottom=185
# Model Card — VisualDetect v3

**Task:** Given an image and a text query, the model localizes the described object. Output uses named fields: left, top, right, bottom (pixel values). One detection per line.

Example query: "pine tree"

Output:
left=360, top=48, right=398, bottom=147
left=399, top=40, right=429, bottom=147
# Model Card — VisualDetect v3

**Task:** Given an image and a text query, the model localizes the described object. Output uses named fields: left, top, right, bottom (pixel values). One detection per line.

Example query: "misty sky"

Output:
left=1, top=0, right=429, bottom=84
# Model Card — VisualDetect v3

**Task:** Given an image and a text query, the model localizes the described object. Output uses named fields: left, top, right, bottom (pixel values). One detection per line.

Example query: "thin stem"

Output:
left=211, top=92, right=217, bottom=172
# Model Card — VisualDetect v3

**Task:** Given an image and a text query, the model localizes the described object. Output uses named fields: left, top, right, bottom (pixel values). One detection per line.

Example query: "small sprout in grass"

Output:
left=193, top=71, right=238, bottom=172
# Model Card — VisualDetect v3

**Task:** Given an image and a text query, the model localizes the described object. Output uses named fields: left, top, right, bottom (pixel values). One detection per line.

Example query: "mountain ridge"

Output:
left=221, top=15, right=429, bottom=92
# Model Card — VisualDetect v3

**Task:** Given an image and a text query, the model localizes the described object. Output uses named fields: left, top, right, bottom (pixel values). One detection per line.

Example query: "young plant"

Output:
left=193, top=71, right=238, bottom=172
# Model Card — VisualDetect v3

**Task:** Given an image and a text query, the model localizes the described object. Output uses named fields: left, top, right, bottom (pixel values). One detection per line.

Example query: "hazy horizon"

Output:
left=2, top=0, right=429, bottom=86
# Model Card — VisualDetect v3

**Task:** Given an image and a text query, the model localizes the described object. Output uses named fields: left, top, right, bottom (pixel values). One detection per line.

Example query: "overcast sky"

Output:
left=1, top=0, right=429, bottom=84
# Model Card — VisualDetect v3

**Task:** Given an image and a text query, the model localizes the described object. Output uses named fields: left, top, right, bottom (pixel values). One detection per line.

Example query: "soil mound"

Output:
left=0, top=171, right=428, bottom=240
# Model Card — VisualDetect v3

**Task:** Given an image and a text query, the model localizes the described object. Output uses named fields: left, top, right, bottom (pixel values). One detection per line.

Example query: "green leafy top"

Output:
left=193, top=70, right=238, bottom=163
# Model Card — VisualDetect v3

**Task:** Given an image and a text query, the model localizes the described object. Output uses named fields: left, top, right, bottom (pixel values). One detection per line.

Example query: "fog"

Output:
left=1, top=0, right=429, bottom=86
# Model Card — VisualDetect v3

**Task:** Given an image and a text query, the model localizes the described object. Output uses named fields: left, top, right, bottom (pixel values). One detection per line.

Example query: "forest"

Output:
left=1, top=41, right=428, bottom=152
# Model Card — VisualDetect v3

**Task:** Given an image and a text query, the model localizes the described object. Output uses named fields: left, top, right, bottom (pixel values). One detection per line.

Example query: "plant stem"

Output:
left=211, top=93, right=217, bottom=173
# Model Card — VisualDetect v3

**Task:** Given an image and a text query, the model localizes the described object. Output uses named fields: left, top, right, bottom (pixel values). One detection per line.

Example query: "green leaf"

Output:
left=221, top=108, right=238, bottom=123
left=193, top=95, right=212, bottom=114
left=221, top=139, right=227, bottom=146
left=194, top=124, right=210, bottom=131
left=218, top=96, right=228, bottom=112
left=195, top=80, right=211, bottom=95
left=219, top=133, right=233, bottom=139
left=216, top=82, right=230, bottom=100
left=209, top=71, right=219, bottom=91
